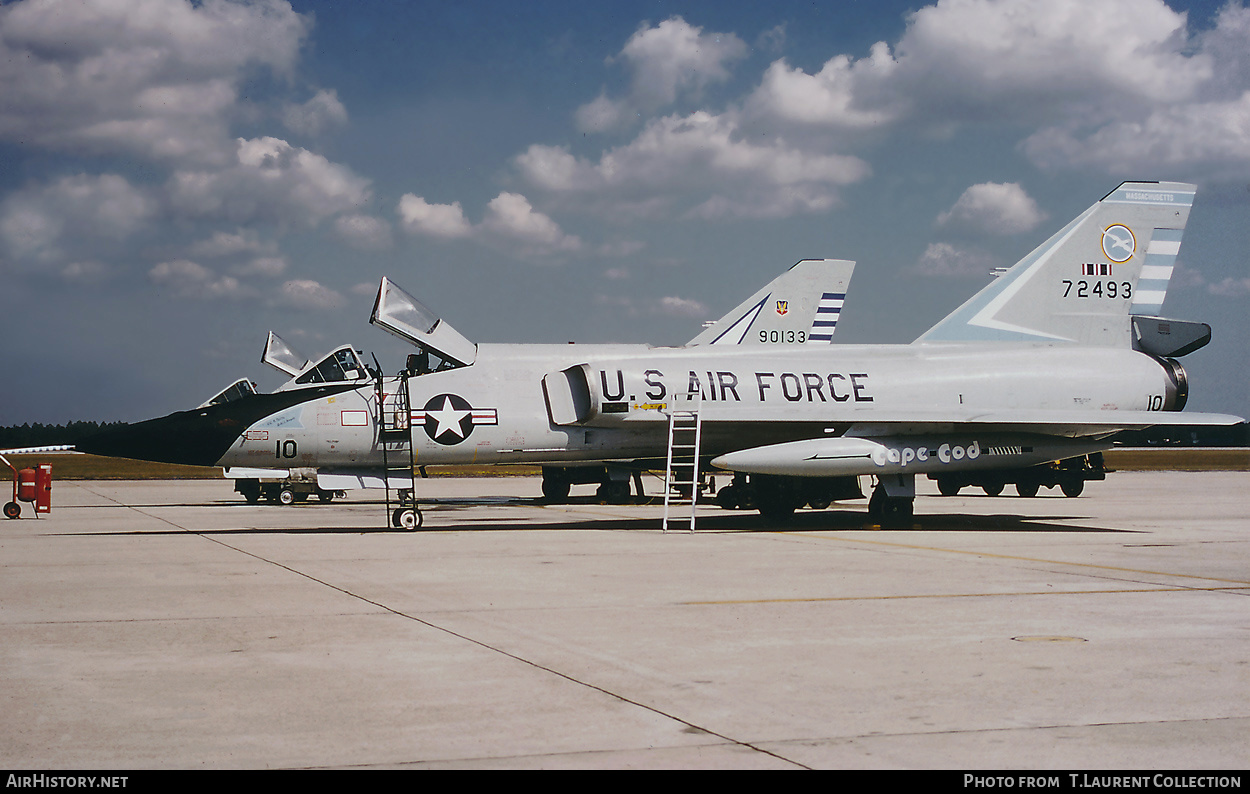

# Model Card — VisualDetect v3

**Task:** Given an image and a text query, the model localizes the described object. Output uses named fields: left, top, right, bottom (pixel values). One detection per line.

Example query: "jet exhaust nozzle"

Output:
left=1158, top=357, right=1189, bottom=412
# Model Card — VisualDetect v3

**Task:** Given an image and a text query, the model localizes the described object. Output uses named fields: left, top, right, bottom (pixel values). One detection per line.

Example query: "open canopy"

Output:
left=370, top=277, right=477, bottom=368
left=261, top=332, right=310, bottom=377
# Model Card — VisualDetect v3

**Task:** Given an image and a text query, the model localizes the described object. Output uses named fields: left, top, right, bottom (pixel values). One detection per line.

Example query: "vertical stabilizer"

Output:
left=687, top=258, right=855, bottom=346
left=915, top=182, right=1194, bottom=346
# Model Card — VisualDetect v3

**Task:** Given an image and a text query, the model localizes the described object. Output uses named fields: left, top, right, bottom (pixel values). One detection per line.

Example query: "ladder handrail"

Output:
left=376, top=374, right=418, bottom=526
left=662, top=390, right=703, bottom=533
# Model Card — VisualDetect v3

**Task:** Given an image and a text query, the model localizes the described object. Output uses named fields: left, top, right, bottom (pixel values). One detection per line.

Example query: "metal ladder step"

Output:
left=662, top=391, right=703, bottom=533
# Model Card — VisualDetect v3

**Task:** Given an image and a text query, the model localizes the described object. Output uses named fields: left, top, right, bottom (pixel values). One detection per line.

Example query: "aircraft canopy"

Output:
left=290, top=346, right=371, bottom=386
left=199, top=378, right=258, bottom=408
left=262, top=332, right=310, bottom=377
left=370, top=277, right=477, bottom=367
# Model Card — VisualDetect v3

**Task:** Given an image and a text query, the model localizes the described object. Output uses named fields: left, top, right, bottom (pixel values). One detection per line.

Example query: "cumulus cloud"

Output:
left=519, top=111, right=870, bottom=219
left=282, top=89, right=349, bottom=137
left=656, top=296, right=709, bottom=317
left=398, top=191, right=581, bottom=257
left=744, top=41, right=901, bottom=129
left=0, top=0, right=375, bottom=295
left=148, top=258, right=251, bottom=299
left=189, top=228, right=276, bottom=259
left=592, top=292, right=709, bottom=319
left=893, top=0, right=1209, bottom=121
left=334, top=213, right=392, bottom=250
left=277, top=278, right=342, bottom=310
left=229, top=256, right=287, bottom=278
left=935, top=182, right=1047, bottom=235
left=481, top=192, right=581, bottom=254
left=0, top=173, right=156, bottom=262
left=0, top=0, right=312, bottom=164
left=736, top=0, right=1250, bottom=177
left=1023, top=91, right=1250, bottom=174
left=576, top=17, right=748, bottom=133
left=1207, top=276, right=1250, bottom=296
left=60, top=260, right=112, bottom=284
left=169, top=136, right=371, bottom=225
left=397, top=194, right=472, bottom=238
left=912, top=242, right=1001, bottom=278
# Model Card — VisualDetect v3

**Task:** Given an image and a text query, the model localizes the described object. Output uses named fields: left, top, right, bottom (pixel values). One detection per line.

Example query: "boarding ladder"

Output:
left=661, top=390, right=703, bottom=533
left=376, top=373, right=420, bottom=528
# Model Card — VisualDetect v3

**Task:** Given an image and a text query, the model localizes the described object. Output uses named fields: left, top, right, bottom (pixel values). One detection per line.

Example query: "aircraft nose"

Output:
left=77, top=407, right=247, bottom=467
left=76, top=384, right=360, bottom=468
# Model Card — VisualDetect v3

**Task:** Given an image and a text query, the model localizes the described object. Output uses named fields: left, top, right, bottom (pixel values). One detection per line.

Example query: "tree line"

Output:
left=0, top=421, right=129, bottom=449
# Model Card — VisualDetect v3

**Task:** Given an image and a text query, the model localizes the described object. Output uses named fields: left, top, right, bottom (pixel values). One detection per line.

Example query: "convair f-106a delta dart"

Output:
left=79, top=182, right=1242, bottom=528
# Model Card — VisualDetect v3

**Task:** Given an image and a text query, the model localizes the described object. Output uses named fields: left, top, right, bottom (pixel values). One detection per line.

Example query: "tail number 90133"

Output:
left=760, top=330, right=807, bottom=343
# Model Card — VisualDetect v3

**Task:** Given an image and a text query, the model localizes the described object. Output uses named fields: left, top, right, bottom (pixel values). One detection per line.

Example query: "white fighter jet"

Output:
left=79, top=182, right=1241, bottom=528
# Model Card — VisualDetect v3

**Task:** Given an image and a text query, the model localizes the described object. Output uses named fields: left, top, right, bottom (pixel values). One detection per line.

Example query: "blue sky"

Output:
left=1, top=0, right=1247, bottom=424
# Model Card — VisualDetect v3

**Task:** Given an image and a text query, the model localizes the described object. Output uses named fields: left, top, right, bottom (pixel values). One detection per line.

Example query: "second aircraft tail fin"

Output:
left=687, top=258, right=855, bottom=347
left=915, top=181, right=1195, bottom=347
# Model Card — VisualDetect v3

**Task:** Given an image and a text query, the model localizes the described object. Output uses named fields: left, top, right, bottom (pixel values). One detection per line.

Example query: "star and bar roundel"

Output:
left=411, top=394, right=498, bottom=445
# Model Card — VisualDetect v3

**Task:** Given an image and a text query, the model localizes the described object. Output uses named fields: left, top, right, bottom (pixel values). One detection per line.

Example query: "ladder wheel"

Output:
left=393, top=508, right=422, bottom=530
left=4, top=502, right=20, bottom=519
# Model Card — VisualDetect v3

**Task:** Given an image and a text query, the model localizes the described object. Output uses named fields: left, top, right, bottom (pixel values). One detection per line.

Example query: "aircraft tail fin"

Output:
left=686, top=258, right=855, bottom=346
left=915, top=181, right=1195, bottom=347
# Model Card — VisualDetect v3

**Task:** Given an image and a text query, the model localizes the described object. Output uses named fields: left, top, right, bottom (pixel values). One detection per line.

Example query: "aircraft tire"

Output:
left=867, top=488, right=912, bottom=526
left=542, top=479, right=570, bottom=502
left=1060, top=479, right=1085, bottom=498
left=597, top=480, right=630, bottom=504
left=1016, top=481, right=1040, bottom=498
left=393, top=508, right=422, bottom=530
left=937, top=477, right=961, bottom=497
left=4, top=501, right=20, bottom=519
left=278, top=488, right=296, bottom=506
left=715, top=485, right=741, bottom=509
left=757, top=491, right=799, bottom=521
left=982, top=481, right=1004, bottom=497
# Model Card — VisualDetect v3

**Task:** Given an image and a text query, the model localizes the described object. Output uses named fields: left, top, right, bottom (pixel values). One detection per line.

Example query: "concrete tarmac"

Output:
left=1, top=472, right=1247, bottom=769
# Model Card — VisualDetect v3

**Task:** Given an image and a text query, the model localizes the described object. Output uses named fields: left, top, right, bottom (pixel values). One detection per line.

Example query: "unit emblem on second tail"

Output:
left=1101, top=224, right=1136, bottom=263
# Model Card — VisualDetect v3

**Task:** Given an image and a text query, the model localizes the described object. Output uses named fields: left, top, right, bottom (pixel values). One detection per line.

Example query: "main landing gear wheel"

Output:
left=597, top=480, right=631, bottom=504
left=867, top=486, right=914, bottom=527
left=392, top=507, right=423, bottom=530
left=541, top=478, right=570, bottom=502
